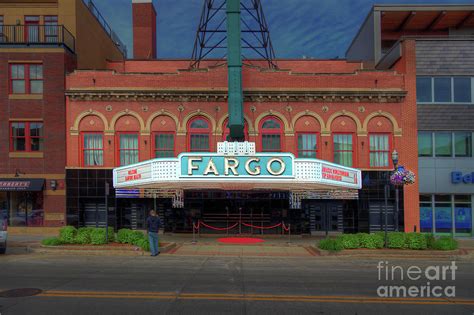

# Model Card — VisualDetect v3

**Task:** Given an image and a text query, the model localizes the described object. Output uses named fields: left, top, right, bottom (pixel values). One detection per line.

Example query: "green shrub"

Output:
left=358, top=233, right=384, bottom=249
left=117, top=229, right=133, bottom=243
left=424, top=233, right=436, bottom=249
left=75, top=227, right=93, bottom=244
left=433, top=236, right=458, bottom=251
left=59, top=226, right=77, bottom=244
left=137, top=238, right=150, bottom=252
left=89, top=227, right=115, bottom=245
left=130, top=231, right=145, bottom=246
left=106, top=227, right=115, bottom=243
left=406, top=232, right=428, bottom=250
left=339, top=234, right=360, bottom=249
left=387, top=232, right=407, bottom=249
left=318, top=238, right=344, bottom=252
left=42, top=237, right=63, bottom=246
left=90, top=228, right=107, bottom=245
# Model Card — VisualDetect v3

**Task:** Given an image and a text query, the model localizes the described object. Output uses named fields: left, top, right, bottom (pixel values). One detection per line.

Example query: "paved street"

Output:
left=0, top=251, right=473, bottom=315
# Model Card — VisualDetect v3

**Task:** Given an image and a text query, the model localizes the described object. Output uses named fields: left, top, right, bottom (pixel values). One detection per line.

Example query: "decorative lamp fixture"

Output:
left=391, top=150, right=399, bottom=168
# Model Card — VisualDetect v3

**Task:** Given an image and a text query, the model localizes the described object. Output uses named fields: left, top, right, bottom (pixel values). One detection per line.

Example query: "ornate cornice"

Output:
left=66, top=89, right=406, bottom=103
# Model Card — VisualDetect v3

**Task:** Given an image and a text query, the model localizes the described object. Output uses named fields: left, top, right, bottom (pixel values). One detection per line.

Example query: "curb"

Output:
left=29, top=242, right=176, bottom=256
left=312, top=246, right=470, bottom=259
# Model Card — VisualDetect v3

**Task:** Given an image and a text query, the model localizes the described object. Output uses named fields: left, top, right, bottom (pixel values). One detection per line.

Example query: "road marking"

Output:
left=34, top=291, right=474, bottom=305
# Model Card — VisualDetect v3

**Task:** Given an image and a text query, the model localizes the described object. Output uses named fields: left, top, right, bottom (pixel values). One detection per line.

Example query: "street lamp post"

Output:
left=391, top=150, right=399, bottom=232
left=384, top=149, right=400, bottom=248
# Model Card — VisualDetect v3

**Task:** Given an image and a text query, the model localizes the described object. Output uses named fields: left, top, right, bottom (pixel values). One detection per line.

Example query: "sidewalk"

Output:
left=6, top=233, right=474, bottom=259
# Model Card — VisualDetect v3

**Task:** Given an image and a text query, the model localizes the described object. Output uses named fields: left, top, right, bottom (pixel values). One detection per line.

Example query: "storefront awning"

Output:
left=0, top=179, right=45, bottom=192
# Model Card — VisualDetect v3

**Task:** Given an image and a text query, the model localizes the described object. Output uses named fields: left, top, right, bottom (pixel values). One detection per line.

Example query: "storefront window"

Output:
left=83, top=133, right=104, bottom=166
left=333, top=134, right=353, bottom=167
left=435, top=132, right=452, bottom=157
left=154, top=133, right=174, bottom=158
left=454, top=132, right=472, bottom=157
left=418, top=132, right=433, bottom=157
left=297, top=133, right=317, bottom=158
left=118, top=133, right=139, bottom=166
left=434, top=77, right=452, bottom=102
left=416, top=77, right=432, bottom=102
left=0, top=192, right=44, bottom=227
left=0, top=192, right=7, bottom=221
left=369, top=134, right=389, bottom=167
left=189, top=118, right=210, bottom=152
left=455, top=195, right=472, bottom=236
left=453, top=77, right=472, bottom=103
left=419, top=194, right=433, bottom=233
left=435, top=194, right=452, bottom=233
left=261, top=118, right=282, bottom=152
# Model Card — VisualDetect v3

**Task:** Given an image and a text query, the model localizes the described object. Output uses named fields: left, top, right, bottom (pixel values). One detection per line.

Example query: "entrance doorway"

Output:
left=166, top=190, right=306, bottom=234
left=303, top=200, right=344, bottom=234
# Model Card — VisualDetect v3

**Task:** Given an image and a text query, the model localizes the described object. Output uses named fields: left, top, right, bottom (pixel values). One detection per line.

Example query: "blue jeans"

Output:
left=148, top=232, right=159, bottom=255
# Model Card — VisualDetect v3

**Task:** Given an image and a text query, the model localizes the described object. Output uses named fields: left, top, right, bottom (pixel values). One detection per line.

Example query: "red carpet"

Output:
left=218, top=237, right=265, bottom=244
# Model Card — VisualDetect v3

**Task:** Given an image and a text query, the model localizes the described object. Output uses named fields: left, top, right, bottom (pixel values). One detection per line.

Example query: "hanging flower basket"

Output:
left=390, top=166, right=416, bottom=186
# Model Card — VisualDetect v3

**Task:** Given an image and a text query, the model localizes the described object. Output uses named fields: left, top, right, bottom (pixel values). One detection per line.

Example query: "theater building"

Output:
left=348, top=4, right=474, bottom=237
left=64, top=1, right=420, bottom=235
left=0, top=0, right=125, bottom=228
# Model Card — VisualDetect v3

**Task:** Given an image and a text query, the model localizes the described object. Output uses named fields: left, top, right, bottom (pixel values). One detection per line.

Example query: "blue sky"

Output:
left=92, top=0, right=473, bottom=59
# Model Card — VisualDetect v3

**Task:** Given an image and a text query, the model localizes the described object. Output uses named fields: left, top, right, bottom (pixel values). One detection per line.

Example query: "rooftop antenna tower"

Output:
left=190, top=0, right=277, bottom=69
left=190, top=0, right=277, bottom=141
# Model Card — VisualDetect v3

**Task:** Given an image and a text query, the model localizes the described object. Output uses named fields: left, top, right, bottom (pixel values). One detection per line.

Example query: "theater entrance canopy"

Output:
left=113, top=142, right=362, bottom=194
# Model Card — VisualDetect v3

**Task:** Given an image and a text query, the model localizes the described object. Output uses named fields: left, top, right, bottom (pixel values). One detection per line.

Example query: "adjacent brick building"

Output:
left=0, top=0, right=125, bottom=229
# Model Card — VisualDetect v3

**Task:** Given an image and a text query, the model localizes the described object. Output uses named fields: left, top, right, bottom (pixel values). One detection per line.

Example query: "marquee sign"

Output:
left=113, top=142, right=362, bottom=190
left=320, top=165, right=358, bottom=186
left=180, top=153, right=294, bottom=178
left=115, top=163, right=152, bottom=185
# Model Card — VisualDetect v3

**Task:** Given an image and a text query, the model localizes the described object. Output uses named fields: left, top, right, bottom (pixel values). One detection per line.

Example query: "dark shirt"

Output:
left=146, top=216, right=161, bottom=233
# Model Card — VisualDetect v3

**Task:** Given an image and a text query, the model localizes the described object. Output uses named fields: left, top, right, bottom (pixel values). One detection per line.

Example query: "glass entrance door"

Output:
left=305, top=201, right=343, bottom=234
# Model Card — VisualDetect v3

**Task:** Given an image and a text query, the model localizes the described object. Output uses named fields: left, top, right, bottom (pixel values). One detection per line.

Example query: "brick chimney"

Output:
left=132, top=0, right=157, bottom=59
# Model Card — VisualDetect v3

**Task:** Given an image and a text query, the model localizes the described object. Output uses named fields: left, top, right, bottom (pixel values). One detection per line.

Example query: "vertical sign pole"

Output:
left=192, top=220, right=196, bottom=245
left=395, top=187, right=399, bottom=232
left=226, top=0, right=245, bottom=141
left=105, top=181, right=110, bottom=243
left=288, top=223, right=291, bottom=244
left=384, top=184, right=389, bottom=248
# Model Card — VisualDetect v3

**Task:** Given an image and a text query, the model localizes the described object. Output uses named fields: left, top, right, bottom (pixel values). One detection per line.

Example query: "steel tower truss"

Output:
left=190, top=0, right=277, bottom=69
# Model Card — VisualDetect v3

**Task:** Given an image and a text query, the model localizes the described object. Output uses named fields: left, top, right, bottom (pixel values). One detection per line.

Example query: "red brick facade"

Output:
left=0, top=50, right=77, bottom=226
left=66, top=57, right=420, bottom=232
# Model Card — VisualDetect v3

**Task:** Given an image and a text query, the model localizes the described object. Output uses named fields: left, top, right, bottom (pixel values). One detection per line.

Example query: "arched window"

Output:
left=222, top=118, right=248, bottom=141
left=188, top=117, right=211, bottom=152
left=260, top=117, right=282, bottom=152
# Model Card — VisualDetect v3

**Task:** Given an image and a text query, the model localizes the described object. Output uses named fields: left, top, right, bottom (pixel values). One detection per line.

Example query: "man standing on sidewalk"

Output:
left=146, top=210, right=161, bottom=256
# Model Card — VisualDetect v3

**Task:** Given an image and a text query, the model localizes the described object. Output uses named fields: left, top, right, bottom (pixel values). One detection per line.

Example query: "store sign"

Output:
left=0, top=181, right=30, bottom=189
left=116, top=164, right=152, bottom=185
left=451, top=171, right=474, bottom=184
left=320, top=165, right=358, bottom=185
left=180, top=153, right=294, bottom=178
left=0, top=179, right=44, bottom=191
